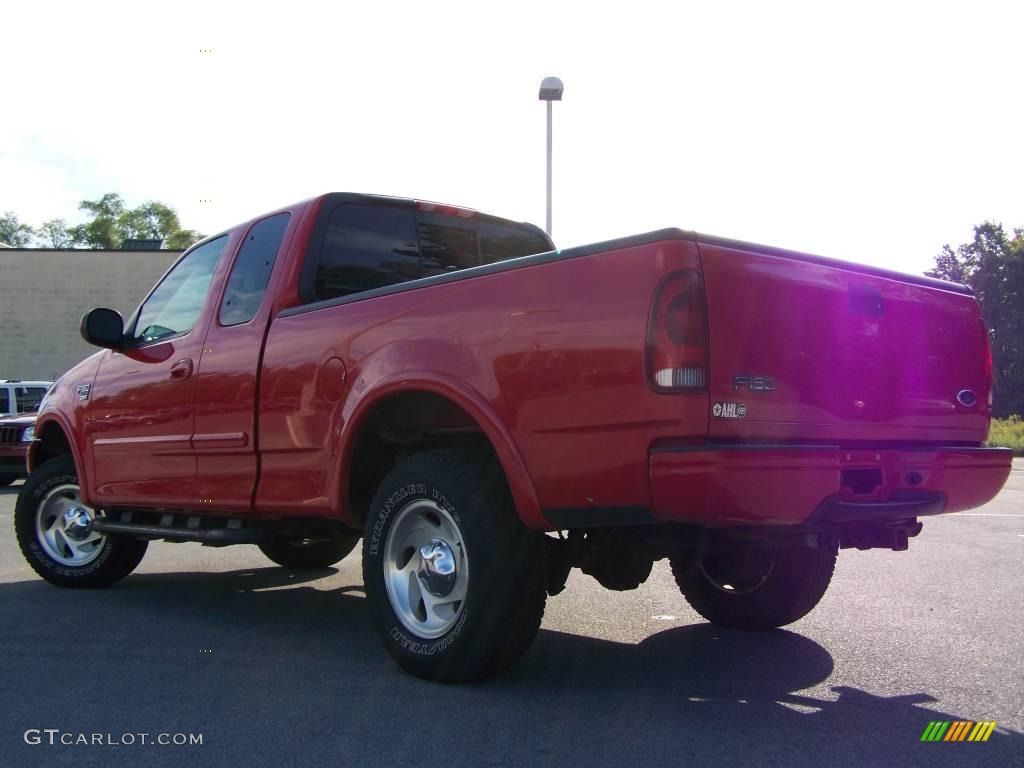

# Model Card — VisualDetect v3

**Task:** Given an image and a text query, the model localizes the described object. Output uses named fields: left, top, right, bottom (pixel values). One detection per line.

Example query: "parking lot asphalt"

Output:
left=1, top=460, right=1021, bottom=768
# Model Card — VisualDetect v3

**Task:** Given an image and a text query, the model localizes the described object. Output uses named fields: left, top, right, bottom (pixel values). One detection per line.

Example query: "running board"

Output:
left=91, top=513, right=267, bottom=545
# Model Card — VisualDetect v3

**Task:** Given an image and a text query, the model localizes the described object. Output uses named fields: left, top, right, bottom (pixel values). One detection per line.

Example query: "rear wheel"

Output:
left=362, top=448, right=547, bottom=682
left=670, top=537, right=836, bottom=630
left=258, top=535, right=359, bottom=569
left=15, top=456, right=148, bottom=588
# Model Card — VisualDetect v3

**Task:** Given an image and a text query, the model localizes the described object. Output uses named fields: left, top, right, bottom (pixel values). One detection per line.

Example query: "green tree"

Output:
left=0, top=211, right=35, bottom=247
left=927, top=222, right=1024, bottom=417
left=120, top=201, right=182, bottom=240
left=121, top=201, right=203, bottom=249
left=35, top=218, right=74, bottom=248
left=69, top=193, right=204, bottom=249
left=68, top=193, right=126, bottom=248
left=164, top=229, right=204, bottom=249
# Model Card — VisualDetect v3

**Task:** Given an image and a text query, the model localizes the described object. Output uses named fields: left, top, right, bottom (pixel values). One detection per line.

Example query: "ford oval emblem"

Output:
left=956, top=389, right=978, bottom=407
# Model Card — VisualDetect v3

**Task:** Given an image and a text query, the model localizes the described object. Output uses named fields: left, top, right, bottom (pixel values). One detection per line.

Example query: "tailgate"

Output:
left=698, top=239, right=990, bottom=444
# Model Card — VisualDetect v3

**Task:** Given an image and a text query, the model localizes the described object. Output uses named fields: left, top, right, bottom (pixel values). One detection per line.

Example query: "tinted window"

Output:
left=133, top=236, right=228, bottom=343
left=314, top=205, right=420, bottom=300
left=16, top=387, right=47, bottom=413
left=0, top=389, right=8, bottom=415
left=417, top=214, right=479, bottom=277
left=479, top=220, right=551, bottom=264
left=220, top=213, right=290, bottom=326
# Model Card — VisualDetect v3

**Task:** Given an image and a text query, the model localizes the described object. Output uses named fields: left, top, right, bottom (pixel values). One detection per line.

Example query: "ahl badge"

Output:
left=712, top=401, right=747, bottom=419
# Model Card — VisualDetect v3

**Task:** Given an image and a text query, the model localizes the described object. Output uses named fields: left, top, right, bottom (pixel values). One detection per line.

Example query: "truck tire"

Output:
left=258, top=535, right=359, bottom=569
left=362, top=448, right=547, bottom=683
left=670, top=538, right=836, bottom=630
left=15, top=456, right=148, bottom=588
left=0, top=475, right=16, bottom=487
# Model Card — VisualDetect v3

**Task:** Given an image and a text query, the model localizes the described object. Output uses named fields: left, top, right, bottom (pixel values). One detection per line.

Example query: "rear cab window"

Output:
left=302, top=197, right=554, bottom=303
left=478, top=220, right=552, bottom=265
left=418, top=213, right=478, bottom=277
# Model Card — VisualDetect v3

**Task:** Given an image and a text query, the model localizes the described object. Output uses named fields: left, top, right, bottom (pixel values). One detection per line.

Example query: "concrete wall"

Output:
left=0, top=249, right=182, bottom=381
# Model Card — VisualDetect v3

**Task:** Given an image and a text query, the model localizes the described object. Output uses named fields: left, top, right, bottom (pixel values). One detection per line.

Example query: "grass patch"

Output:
left=987, top=415, right=1024, bottom=456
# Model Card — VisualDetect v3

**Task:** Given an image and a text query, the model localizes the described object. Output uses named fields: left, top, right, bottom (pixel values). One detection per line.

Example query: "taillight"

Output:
left=647, top=270, right=708, bottom=392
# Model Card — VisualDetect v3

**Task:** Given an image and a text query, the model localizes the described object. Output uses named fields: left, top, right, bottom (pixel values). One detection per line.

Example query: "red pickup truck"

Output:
left=16, top=193, right=1012, bottom=682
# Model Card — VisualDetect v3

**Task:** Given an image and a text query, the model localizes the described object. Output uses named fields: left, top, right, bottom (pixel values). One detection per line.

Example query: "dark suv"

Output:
left=0, top=380, right=52, bottom=485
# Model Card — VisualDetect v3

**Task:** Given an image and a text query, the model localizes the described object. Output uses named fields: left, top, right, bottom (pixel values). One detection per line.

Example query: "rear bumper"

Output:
left=649, top=445, right=1012, bottom=527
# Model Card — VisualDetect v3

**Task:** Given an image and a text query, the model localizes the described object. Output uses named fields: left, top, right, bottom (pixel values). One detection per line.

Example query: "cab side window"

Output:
left=220, top=213, right=290, bottom=326
left=132, top=236, right=228, bottom=344
left=312, top=204, right=420, bottom=300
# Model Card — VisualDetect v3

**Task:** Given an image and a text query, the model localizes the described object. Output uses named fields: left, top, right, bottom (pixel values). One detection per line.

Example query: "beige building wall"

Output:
left=0, top=249, right=182, bottom=381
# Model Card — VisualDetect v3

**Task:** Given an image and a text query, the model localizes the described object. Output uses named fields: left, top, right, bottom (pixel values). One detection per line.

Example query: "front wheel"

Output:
left=15, top=456, right=148, bottom=588
left=670, top=537, right=836, bottom=630
left=362, top=448, right=547, bottom=683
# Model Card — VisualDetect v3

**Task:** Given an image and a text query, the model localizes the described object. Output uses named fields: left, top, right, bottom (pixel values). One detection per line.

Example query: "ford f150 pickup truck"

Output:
left=16, top=193, right=1013, bottom=682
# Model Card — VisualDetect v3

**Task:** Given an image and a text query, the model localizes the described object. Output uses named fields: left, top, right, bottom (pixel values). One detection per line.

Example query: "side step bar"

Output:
left=91, top=510, right=267, bottom=545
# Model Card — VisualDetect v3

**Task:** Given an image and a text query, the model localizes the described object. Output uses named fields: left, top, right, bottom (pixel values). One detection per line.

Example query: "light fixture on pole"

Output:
left=538, top=76, right=563, bottom=238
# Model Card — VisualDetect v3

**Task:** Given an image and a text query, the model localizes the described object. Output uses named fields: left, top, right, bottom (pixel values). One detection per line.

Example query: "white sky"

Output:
left=2, top=0, right=1021, bottom=276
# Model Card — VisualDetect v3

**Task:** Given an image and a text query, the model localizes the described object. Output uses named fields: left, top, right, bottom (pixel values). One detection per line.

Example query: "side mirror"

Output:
left=80, top=308, right=125, bottom=350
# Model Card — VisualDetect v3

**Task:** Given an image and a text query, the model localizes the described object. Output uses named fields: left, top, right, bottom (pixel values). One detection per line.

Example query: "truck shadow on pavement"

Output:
left=0, top=566, right=1019, bottom=768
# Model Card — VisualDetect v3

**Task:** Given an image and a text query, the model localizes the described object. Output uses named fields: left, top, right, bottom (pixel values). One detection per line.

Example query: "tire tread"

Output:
left=362, top=447, right=547, bottom=682
left=14, top=455, right=147, bottom=588
left=670, top=540, right=836, bottom=630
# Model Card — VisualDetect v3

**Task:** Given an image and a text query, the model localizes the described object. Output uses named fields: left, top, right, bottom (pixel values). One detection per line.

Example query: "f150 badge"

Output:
left=712, top=402, right=747, bottom=419
left=733, top=375, right=775, bottom=392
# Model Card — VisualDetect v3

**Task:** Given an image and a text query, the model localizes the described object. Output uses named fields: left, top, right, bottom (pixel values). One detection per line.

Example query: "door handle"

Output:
left=170, top=358, right=194, bottom=382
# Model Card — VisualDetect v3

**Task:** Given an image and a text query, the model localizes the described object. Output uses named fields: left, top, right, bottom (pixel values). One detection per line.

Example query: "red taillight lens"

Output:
left=647, top=270, right=708, bottom=392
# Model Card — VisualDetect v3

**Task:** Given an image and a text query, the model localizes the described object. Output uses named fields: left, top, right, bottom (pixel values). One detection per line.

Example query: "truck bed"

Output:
left=255, top=226, right=1008, bottom=530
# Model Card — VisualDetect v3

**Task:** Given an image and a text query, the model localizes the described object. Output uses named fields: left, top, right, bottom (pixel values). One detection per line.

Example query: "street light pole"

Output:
left=546, top=99, right=553, bottom=236
left=538, top=76, right=564, bottom=238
